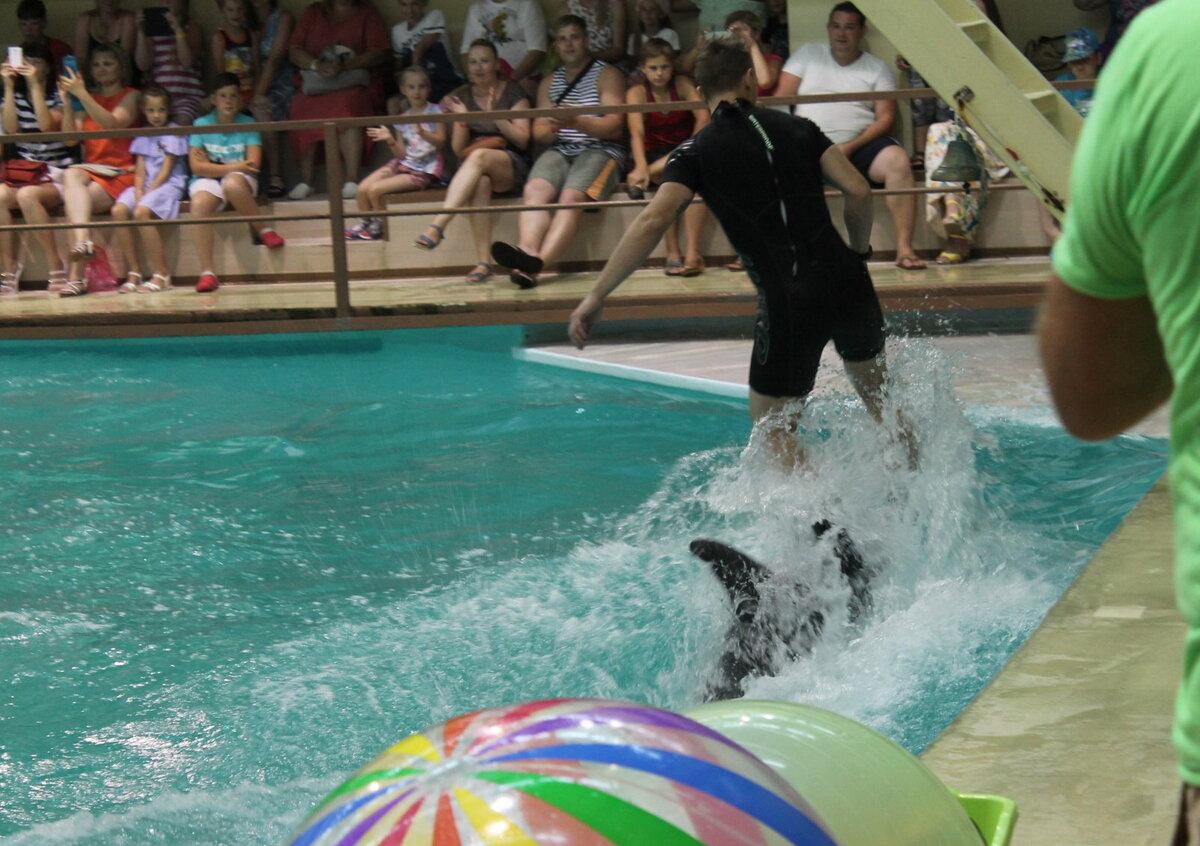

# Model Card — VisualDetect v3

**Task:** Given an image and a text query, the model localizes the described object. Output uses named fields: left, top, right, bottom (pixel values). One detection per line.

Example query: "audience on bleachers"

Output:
left=346, top=66, right=446, bottom=241
left=57, top=44, right=141, bottom=297
left=16, top=0, right=72, bottom=75
left=286, top=0, right=389, bottom=201
left=189, top=72, right=284, bottom=293
left=459, top=0, right=547, bottom=95
left=627, top=0, right=679, bottom=61
left=391, top=0, right=463, bottom=105
left=559, top=0, right=628, bottom=64
left=0, top=44, right=73, bottom=294
left=134, top=0, right=206, bottom=125
left=922, top=120, right=1009, bottom=264
left=489, top=14, right=627, bottom=289
left=110, top=86, right=189, bottom=292
left=1040, top=27, right=1100, bottom=245
left=760, top=0, right=788, bottom=58
left=75, top=0, right=138, bottom=71
left=416, top=39, right=531, bottom=283
left=250, top=0, right=296, bottom=197
left=625, top=38, right=706, bottom=276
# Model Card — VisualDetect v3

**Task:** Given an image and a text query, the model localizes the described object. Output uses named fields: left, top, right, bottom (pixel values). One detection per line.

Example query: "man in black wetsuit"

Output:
left=569, top=35, right=911, bottom=468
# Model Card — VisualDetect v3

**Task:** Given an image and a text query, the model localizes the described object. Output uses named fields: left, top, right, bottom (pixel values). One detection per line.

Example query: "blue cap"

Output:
left=1064, top=28, right=1100, bottom=62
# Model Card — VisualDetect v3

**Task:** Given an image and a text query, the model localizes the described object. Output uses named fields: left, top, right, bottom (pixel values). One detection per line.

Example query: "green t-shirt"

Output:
left=1051, top=0, right=1200, bottom=785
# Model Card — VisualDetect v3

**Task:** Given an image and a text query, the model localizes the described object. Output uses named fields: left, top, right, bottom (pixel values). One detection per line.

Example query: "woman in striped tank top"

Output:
left=0, top=44, right=74, bottom=293
left=134, top=0, right=206, bottom=124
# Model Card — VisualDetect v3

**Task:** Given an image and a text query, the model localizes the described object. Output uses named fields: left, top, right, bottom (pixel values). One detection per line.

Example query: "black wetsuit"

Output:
left=661, top=99, right=885, bottom=398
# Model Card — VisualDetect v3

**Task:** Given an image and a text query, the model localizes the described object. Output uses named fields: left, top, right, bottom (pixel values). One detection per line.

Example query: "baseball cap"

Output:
left=1064, top=27, right=1100, bottom=62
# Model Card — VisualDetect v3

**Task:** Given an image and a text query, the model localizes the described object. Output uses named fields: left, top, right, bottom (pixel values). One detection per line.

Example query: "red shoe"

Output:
left=195, top=271, right=220, bottom=293
left=256, top=228, right=285, bottom=249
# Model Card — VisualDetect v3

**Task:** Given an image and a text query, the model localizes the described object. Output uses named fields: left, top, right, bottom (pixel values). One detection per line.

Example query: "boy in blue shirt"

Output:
left=1056, top=28, right=1100, bottom=118
left=188, top=73, right=284, bottom=293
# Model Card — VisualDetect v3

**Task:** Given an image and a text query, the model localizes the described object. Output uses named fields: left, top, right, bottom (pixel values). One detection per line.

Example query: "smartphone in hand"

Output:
left=7, top=46, right=23, bottom=69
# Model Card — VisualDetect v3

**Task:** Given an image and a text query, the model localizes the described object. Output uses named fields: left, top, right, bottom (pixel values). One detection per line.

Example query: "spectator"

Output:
left=628, top=0, right=680, bottom=61
left=74, top=0, right=137, bottom=68
left=922, top=120, right=1008, bottom=264
left=460, top=0, right=547, bottom=95
left=250, top=0, right=296, bottom=197
left=345, top=66, right=446, bottom=241
left=775, top=2, right=927, bottom=269
left=287, top=0, right=389, bottom=201
left=391, top=0, right=462, bottom=104
left=414, top=39, right=531, bottom=283
left=16, top=0, right=72, bottom=74
left=626, top=38, right=708, bottom=276
left=894, top=57, right=949, bottom=173
left=1056, top=27, right=1101, bottom=118
left=1037, top=6, right=1200, bottom=837
left=134, top=0, right=206, bottom=125
left=558, top=0, right=628, bottom=65
left=56, top=43, right=140, bottom=298
left=725, top=10, right=781, bottom=93
left=1039, top=27, right=1101, bottom=246
left=671, top=0, right=765, bottom=41
left=760, top=0, right=788, bottom=58
left=212, top=0, right=259, bottom=109
left=488, top=15, right=626, bottom=289
left=110, top=87, right=188, bottom=292
left=0, top=43, right=73, bottom=294
left=189, top=72, right=285, bottom=293
left=1073, top=0, right=1159, bottom=57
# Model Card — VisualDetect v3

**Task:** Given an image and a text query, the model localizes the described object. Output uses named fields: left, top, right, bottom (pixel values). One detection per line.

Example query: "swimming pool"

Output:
left=0, top=327, right=1167, bottom=845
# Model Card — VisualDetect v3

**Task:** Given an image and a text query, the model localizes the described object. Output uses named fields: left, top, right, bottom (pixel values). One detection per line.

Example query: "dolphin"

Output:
left=689, top=521, right=872, bottom=701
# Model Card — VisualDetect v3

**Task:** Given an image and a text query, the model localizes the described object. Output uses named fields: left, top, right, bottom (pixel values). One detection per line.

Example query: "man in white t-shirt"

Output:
left=775, top=2, right=926, bottom=269
left=460, top=0, right=547, bottom=94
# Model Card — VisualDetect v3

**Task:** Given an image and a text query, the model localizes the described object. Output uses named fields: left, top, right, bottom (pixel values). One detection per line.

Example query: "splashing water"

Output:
left=0, top=330, right=1165, bottom=845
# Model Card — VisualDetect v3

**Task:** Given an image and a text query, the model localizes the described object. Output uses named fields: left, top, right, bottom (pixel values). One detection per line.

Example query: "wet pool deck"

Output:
left=535, top=333, right=1179, bottom=846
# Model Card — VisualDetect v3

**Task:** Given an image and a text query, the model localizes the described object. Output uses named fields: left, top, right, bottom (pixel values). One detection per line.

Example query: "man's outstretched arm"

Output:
left=569, top=182, right=696, bottom=348
left=1038, top=273, right=1172, bottom=440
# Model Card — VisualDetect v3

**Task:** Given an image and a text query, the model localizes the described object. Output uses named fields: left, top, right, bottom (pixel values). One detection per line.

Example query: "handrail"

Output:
left=2, top=80, right=1081, bottom=316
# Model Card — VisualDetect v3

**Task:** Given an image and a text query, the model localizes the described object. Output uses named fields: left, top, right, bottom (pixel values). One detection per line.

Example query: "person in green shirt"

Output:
left=1038, top=0, right=1200, bottom=838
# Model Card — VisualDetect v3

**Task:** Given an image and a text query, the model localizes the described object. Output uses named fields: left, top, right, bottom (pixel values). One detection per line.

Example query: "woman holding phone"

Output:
left=135, top=0, right=205, bottom=124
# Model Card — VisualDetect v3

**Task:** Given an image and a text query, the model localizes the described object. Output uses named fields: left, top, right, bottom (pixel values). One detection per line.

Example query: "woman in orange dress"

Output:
left=57, top=43, right=140, bottom=296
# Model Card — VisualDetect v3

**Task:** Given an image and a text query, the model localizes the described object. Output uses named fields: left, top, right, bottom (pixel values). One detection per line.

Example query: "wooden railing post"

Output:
left=323, top=121, right=351, bottom=320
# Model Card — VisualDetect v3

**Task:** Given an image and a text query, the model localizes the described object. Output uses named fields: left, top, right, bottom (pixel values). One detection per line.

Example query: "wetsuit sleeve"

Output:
left=793, top=115, right=833, bottom=159
left=660, top=138, right=702, bottom=192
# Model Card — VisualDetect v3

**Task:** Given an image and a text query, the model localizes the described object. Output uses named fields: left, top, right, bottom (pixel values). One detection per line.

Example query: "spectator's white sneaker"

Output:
left=287, top=182, right=313, bottom=200
left=342, top=181, right=357, bottom=200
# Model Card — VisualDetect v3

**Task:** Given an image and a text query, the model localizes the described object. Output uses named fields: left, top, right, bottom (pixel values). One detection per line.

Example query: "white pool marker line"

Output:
left=1093, top=605, right=1146, bottom=620
left=513, top=348, right=750, bottom=400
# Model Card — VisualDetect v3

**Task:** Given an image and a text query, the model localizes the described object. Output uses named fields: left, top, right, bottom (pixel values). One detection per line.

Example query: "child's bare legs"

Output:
left=15, top=183, right=65, bottom=275
left=190, top=191, right=223, bottom=272
left=135, top=206, right=170, bottom=278
left=221, top=173, right=267, bottom=238
left=356, top=167, right=421, bottom=218
left=0, top=187, right=22, bottom=275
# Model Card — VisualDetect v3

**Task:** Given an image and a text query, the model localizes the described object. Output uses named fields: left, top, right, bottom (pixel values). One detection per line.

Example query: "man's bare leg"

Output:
left=843, top=352, right=918, bottom=468
left=749, top=387, right=807, bottom=470
left=868, top=145, right=926, bottom=269
left=517, top=178, right=557, bottom=256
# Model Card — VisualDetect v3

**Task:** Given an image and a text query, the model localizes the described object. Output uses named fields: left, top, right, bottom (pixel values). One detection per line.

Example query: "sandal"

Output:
left=491, top=241, right=544, bottom=276
left=414, top=224, right=444, bottom=250
left=664, top=259, right=685, bottom=276
left=119, top=271, right=142, bottom=294
left=509, top=268, right=538, bottom=289
left=726, top=258, right=745, bottom=272
left=0, top=262, right=24, bottom=295
left=465, top=262, right=494, bottom=283
left=895, top=254, right=928, bottom=270
left=139, top=273, right=171, bottom=292
left=678, top=260, right=705, bottom=277
left=46, top=269, right=68, bottom=294
left=69, top=240, right=95, bottom=259
left=935, top=251, right=968, bottom=265
left=59, top=279, right=88, bottom=297
left=911, top=152, right=925, bottom=171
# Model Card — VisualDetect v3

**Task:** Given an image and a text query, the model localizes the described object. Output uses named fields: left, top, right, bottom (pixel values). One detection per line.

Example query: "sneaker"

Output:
left=195, top=271, right=220, bottom=293
left=342, top=181, right=357, bottom=200
left=256, top=228, right=285, bottom=249
left=344, top=220, right=366, bottom=240
left=345, top=219, right=383, bottom=241
left=363, top=219, right=383, bottom=240
left=287, top=182, right=313, bottom=200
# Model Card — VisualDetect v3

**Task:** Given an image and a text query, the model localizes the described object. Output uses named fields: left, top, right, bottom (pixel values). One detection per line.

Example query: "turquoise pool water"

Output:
left=0, top=328, right=1168, bottom=845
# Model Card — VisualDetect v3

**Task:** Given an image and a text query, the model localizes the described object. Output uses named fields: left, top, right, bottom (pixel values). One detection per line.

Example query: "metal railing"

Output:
left=2, top=79, right=1092, bottom=314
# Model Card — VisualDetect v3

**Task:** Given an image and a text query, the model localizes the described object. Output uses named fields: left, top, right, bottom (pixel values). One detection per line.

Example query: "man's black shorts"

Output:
left=849, top=136, right=903, bottom=188
left=748, top=256, right=886, bottom=399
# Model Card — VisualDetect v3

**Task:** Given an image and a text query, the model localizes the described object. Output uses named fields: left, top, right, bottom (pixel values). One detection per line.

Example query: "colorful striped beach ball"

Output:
left=286, top=697, right=840, bottom=846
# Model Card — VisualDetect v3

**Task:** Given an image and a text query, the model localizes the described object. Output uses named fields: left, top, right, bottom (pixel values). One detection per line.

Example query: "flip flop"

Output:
left=491, top=241, right=544, bottom=276
left=895, top=255, right=928, bottom=270
left=678, top=261, right=705, bottom=277
left=664, top=259, right=685, bottom=276
left=509, top=268, right=537, bottom=289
